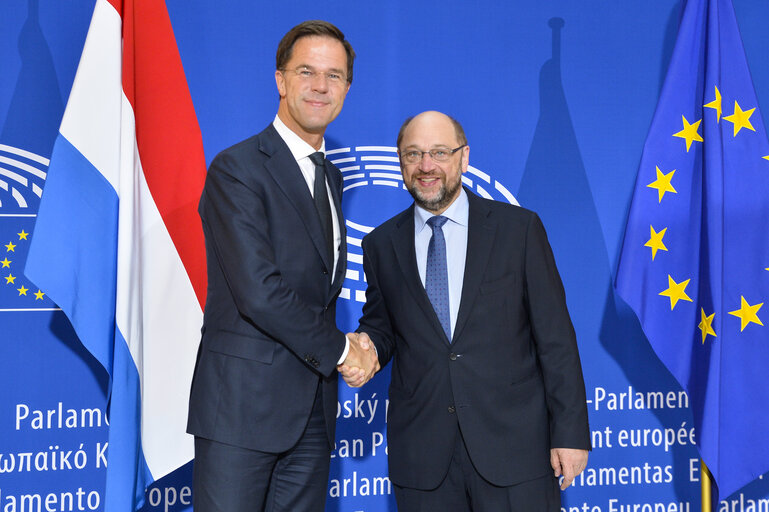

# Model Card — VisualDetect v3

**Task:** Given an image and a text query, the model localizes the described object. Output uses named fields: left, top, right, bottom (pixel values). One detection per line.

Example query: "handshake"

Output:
left=337, top=332, right=380, bottom=388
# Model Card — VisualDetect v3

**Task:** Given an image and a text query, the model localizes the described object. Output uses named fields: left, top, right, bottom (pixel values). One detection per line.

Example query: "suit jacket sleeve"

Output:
left=358, top=235, right=396, bottom=369
left=200, top=151, right=345, bottom=377
left=524, top=213, right=591, bottom=450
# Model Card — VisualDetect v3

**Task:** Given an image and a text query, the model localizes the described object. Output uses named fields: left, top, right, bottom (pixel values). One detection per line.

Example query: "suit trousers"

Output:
left=192, top=381, right=330, bottom=512
left=393, top=425, right=560, bottom=512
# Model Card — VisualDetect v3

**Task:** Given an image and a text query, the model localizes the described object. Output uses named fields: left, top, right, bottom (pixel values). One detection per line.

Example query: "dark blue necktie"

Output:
left=309, top=151, right=334, bottom=267
left=426, top=215, right=451, bottom=341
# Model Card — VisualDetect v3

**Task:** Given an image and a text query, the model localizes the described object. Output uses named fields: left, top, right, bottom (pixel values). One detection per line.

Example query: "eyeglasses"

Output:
left=281, top=66, right=348, bottom=86
left=400, top=145, right=466, bottom=164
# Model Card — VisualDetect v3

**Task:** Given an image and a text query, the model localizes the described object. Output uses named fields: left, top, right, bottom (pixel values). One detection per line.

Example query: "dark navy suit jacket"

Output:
left=187, top=124, right=347, bottom=452
left=359, top=189, right=590, bottom=489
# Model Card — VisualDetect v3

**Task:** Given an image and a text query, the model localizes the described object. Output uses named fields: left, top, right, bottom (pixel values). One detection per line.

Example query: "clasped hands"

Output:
left=337, top=332, right=379, bottom=387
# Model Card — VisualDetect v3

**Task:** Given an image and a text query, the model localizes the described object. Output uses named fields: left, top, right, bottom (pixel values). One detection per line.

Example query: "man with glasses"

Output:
left=188, top=20, right=378, bottom=512
left=340, top=111, right=590, bottom=511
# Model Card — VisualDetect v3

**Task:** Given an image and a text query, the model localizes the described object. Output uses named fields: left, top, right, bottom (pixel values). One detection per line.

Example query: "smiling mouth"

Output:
left=417, top=176, right=441, bottom=187
left=305, top=99, right=329, bottom=108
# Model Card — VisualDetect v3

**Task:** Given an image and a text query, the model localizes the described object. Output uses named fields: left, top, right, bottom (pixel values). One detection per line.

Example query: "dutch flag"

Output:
left=25, top=0, right=207, bottom=509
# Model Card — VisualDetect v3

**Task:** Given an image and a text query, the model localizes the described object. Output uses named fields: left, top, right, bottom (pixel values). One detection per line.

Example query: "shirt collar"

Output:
left=415, top=187, right=469, bottom=233
left=273, top=114, right=326, bottom=161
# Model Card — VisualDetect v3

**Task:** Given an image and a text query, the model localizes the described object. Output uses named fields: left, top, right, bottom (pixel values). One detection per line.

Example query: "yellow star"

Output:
left=4, top=273, right=15, bottom=284
left=17, top=285, right=28, bottom=296
left=659, top=275, right=693, bottom=310
left=5, top=241, right=16, bottom=252
left=703, top=86, right=722, bottom=121
left=723, top=101, right=756, bottom=136
left=763, top=155, right=769, bottom=161
left=34, top=289, right=45, bottom=300
left=673, top=115, right=704, bottom=152
left=729, top=296, right=763, bottom=331
left=645, top=225, right=668, bottom=260
left=1, top=258, right=10, bottom=268
left=17, top=230, right=28, bottom=240
left=647, top=166, right=677, bottom=202
left=698, top=308, right=717, bottom=343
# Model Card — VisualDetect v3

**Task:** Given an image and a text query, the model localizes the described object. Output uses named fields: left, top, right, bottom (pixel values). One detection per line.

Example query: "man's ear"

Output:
left=275, top=70, right=286, bottom=97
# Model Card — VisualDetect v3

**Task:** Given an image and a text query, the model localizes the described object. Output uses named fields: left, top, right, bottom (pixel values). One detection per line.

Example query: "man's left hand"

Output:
left=550, top=448, right=588, bottom=490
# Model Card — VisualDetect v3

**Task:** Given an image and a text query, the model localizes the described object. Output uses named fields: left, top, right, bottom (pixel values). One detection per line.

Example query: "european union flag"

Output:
left=615, top=0, right=769, bottom=500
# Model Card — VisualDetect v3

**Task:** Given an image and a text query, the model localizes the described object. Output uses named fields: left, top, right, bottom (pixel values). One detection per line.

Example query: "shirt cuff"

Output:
left=337, top=335, right=351, bottom=365
left=337, top=333, right=379, bottom=366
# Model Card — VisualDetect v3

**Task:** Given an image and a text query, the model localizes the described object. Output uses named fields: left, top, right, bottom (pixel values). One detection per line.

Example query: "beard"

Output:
left=406, top=163, right=463, bottom=213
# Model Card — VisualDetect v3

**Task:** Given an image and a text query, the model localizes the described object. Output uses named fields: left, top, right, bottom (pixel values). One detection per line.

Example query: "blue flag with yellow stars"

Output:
left=615, top=0, right=769, bottom=500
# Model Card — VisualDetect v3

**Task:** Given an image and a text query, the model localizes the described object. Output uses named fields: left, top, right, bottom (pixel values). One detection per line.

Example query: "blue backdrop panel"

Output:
left=2, top=1, right=769, bottom=511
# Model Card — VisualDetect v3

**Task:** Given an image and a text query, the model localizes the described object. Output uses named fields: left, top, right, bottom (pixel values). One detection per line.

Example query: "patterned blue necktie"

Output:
left=426, top=215, right=451, bottom=341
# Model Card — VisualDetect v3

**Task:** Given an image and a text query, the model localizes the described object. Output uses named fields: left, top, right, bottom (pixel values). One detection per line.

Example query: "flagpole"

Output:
left=701, top=459, right=712, bottom=512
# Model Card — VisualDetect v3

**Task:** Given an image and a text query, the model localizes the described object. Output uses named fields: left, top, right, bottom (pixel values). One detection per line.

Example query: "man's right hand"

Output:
left=338, top=332, right=379, bottom=387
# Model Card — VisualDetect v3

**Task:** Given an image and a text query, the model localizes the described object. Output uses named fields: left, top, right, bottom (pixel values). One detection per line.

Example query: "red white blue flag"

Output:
left=25, top=0, right=207, bottom=509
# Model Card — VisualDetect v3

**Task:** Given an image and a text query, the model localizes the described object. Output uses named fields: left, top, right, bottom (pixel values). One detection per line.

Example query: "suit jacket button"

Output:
left=449, top=352, right=457, bottom=361
left=448, top=405, right=456, bottom=413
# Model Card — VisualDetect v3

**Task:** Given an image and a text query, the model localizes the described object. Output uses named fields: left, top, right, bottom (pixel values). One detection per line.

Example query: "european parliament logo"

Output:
left=329, top=145, right=517, bottom=304
left=0, top=143, right=54, bottom=310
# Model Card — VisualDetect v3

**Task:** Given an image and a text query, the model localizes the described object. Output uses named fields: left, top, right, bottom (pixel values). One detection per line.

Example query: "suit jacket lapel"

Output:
left=390, top=206, right=452, bottom=344
left=260, top=125, right=334, bottom=273
left=453, top=190, right=496, bottom=342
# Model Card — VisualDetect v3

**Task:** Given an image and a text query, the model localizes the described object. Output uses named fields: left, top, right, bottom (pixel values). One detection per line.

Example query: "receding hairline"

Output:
left=396, top=112, right=468, bottom=149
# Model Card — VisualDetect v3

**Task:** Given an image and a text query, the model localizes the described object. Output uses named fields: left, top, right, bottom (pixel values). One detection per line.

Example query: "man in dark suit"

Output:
left=187, top=21, right=378, bottom=512
left=340, top=111, right=590, bottom=511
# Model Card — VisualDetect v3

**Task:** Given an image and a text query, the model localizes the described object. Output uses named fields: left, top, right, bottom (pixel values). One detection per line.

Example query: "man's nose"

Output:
left=311, top=72, right=329, bottom=92
left=419, top=152, right=437, bottom=170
